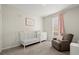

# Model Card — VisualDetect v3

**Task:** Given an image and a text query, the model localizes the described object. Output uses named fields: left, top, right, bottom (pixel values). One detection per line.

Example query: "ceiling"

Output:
left=9, top=4, right=78, bottom=17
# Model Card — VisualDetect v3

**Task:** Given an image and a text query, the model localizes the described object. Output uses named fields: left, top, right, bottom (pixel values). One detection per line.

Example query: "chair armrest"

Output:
left=60, top=40, right=68, bottom=42
left=60, top=40, right=69, bottom=44
left=59, top=40, right=69, bottom=43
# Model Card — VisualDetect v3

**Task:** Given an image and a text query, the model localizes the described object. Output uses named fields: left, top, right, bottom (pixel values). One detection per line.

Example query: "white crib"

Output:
left=19, top=31, right=47, bottom=49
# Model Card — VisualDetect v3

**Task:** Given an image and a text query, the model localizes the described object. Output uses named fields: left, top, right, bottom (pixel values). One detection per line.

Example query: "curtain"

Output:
left=58, top=13, right=64, bottom=35
left=52, top=13, right=64, bottom=38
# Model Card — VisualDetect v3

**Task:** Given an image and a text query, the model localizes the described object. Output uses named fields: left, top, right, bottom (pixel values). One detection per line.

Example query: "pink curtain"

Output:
left=58, top=13, right=64, bottom=35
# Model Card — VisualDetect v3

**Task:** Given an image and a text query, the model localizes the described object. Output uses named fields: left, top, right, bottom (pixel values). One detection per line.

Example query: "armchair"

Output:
left=52, top=34, right=74, bottom=51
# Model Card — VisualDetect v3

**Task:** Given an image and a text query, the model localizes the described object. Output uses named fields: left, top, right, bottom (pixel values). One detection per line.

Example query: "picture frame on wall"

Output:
left=25, top=17, right=34, bottom=26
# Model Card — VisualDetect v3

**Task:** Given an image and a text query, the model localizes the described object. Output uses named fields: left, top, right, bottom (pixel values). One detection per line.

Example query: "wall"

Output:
left=2, top=5, right=43, bottom=49
left=64, top=6, right=79, bottom=42
left=0, top=5, right=2, bottom=52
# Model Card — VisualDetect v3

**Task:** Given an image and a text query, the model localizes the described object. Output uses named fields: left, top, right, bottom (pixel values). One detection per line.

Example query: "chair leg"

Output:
left=24, top=44, right=25, bottom=53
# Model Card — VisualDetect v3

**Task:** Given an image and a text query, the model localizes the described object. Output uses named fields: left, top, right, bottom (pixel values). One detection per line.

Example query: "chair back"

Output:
left=62, top=34, right=74, bottom=43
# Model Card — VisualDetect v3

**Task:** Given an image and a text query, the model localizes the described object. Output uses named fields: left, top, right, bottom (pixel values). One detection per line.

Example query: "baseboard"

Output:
left=2, top=43, right=21, bottom=50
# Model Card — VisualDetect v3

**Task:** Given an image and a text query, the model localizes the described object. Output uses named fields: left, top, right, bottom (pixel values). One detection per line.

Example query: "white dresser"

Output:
left=70, top=43, right=79, bottom=55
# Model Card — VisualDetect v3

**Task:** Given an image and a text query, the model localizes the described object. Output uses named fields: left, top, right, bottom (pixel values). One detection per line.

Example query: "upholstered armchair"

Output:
left=52, top=34, right=74, bottom=51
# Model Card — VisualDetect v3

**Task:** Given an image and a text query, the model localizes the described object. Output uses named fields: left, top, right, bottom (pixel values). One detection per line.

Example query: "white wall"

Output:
left=0, top=5, right=2, bottom=52
left=64, top=6, right=79, bottom=42
left=2, top=5, right=43, bottom=49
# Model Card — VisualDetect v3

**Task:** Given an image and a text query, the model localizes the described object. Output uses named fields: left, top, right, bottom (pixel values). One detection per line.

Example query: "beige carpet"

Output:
left=1, top=41, right=69, bottom=55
